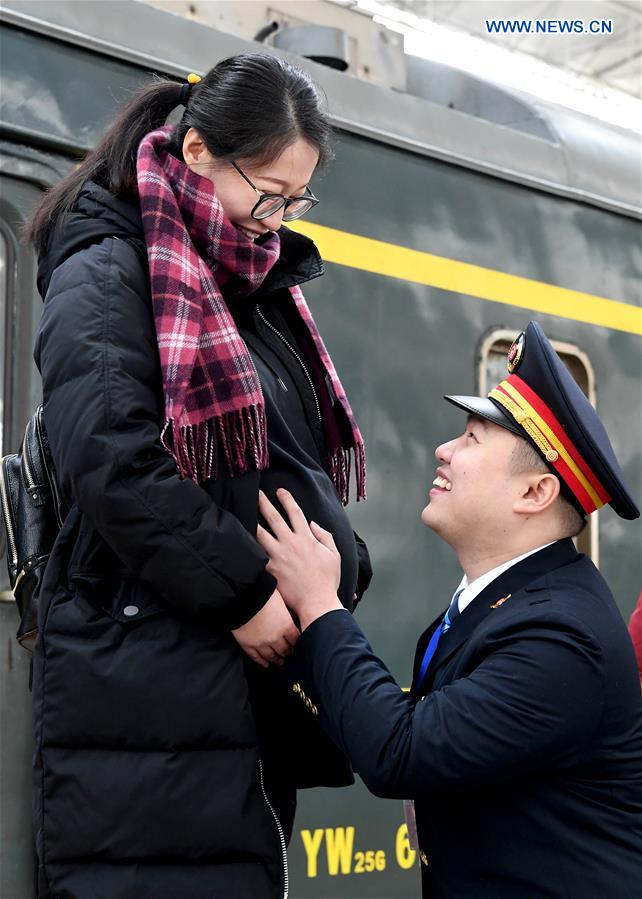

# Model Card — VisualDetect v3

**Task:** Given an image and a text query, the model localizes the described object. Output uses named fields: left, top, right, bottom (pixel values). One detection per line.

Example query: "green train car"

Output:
left=1, top=2, right=640, bottom=897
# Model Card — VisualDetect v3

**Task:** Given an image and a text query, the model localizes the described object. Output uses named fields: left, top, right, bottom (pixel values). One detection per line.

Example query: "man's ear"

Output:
left=514, top=472, right=560, bottom=516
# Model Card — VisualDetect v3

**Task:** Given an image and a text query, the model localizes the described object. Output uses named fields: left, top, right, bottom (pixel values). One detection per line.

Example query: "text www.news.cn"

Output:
left=485, top=19, right=613, bottom=35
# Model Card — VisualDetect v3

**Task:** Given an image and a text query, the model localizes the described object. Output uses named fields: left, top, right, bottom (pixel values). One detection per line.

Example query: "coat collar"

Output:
left=412, top=538, right=579, bottom=695
left=251, top=225, right=324, bottom=296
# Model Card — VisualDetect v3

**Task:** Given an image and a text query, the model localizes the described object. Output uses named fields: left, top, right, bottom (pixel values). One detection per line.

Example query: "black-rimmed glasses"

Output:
left=232, top=162, right=319, bottom=222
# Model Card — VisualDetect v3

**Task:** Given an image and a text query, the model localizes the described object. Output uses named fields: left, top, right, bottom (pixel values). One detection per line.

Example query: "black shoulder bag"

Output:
left=0, top=406, right=66, bottom=650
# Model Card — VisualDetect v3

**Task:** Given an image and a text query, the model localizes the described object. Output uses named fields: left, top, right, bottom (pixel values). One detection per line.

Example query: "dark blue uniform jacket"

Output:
left=290, top=539, right=642, bottom=898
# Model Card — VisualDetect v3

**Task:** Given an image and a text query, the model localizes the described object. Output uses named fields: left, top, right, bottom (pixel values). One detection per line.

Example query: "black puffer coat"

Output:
left=32, top=182, right=371, bottom=899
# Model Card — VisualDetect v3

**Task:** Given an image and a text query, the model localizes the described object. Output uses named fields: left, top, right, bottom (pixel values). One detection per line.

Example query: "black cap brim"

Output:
left=444, top=395, right=525, bottom=438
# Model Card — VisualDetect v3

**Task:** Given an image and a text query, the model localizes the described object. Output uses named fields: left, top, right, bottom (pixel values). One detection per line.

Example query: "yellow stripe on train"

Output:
left=290, top=222, right=642, bottom=338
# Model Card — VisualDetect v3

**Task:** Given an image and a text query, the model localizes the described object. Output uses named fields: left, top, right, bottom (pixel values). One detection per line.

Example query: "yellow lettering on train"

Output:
left=325, top=826, right=355, bottom=876
left=300, top=828, right=325, bottom=878
left=396, top=823, right=417, bottom=869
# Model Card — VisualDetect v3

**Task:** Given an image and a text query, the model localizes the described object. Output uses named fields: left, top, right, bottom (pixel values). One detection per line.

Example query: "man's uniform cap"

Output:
left=445, top=321, right=639, bottom=521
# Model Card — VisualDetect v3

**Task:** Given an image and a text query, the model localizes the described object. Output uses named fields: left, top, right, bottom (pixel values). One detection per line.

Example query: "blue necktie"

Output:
left=417, top=589, right=463, bottom=685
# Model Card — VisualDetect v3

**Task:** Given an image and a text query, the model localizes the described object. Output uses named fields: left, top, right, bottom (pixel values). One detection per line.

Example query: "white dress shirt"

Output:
left=454, top=542, right=556, bottom=614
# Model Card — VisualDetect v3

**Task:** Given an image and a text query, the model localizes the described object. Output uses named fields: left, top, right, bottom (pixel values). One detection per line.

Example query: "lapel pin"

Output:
left=490, top=593, right=512, bottom=609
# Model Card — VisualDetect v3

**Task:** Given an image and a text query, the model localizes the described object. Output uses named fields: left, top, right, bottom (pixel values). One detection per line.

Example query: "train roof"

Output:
left=1, top=0, right=640, bottom=219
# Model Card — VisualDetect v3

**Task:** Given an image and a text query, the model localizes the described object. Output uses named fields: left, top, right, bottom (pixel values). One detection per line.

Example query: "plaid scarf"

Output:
left=136, top=127, right=365, bottom=503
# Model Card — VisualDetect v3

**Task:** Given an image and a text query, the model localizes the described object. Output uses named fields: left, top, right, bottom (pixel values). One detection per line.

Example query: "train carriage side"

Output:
left=1, top=4, right=640, bottom=898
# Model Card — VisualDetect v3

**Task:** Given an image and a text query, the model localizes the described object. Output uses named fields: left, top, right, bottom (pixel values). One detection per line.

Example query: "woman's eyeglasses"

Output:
left=232, top=162, right=319, bottom=222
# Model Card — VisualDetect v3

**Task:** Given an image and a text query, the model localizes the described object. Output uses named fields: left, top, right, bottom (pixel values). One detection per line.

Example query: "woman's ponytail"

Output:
left=25, top=79, right=184, bottom=252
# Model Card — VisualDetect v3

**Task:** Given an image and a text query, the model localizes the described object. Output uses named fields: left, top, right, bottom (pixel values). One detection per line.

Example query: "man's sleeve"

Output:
left=290, top=608, right=605, bottom=798
left=352, top=530, right=373, bottom=607
left=36, top=240, right=275, bottom=628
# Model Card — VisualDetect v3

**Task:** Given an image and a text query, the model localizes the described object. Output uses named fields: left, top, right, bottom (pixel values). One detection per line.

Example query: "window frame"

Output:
left=0, top=220, right=15, bottom=462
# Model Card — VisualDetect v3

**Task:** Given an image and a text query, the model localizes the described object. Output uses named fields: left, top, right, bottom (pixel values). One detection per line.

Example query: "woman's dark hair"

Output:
left=26, top=54, right=333, bottom=252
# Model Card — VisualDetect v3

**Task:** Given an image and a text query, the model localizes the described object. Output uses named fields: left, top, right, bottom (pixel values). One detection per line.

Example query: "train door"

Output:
left=0, top=171, right=45, bottom=899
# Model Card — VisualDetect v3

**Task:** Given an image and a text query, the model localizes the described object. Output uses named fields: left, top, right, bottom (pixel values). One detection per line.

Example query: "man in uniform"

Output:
left=257, top=321, right=642, bottom=898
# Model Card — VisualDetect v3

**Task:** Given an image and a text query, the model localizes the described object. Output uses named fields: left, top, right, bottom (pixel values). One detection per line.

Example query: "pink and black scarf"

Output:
left=136, top=127, right=365, bottom=503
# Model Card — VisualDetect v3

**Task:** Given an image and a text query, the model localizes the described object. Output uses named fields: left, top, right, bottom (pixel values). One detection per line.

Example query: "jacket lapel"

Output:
left=415, top=539, right=579, bottom=694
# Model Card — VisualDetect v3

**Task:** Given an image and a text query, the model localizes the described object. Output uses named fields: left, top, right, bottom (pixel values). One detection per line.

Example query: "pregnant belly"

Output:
left=259, top=463, right=359, bottom=609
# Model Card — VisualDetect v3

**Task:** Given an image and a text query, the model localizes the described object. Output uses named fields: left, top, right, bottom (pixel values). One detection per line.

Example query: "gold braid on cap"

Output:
left=489, top=387, right=559, bottom=462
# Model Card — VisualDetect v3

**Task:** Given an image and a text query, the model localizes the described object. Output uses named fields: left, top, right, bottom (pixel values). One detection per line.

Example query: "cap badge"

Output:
left=507, top=332, right=525, bottom=373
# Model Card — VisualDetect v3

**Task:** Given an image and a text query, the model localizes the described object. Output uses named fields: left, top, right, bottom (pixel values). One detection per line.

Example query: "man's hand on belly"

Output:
left=257, top=489, right=343, bottom=631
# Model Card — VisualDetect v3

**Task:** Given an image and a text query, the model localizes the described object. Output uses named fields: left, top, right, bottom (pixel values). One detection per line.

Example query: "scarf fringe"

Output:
left=161, top=406, right=268, bottom=483
left=329, top=442, right=367, bottom=505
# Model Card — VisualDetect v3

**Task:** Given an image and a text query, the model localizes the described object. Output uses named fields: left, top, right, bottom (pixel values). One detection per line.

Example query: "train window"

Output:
left=478, top=330, right=598, bottom=563
left=0, top=228, right=6, bottom=460
left=0, top=177, right=43, bottom=597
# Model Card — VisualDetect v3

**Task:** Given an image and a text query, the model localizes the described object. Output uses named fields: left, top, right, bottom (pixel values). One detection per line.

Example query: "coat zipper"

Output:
left=259, top=759, right=289, bottom=899
left=0, top=457, right=18, bottom=570
left=255, top=307, right=322, bottom=422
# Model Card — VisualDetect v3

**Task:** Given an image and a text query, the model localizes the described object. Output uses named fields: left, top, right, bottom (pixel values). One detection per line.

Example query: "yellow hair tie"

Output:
left=187, top=73, right=202, bottom=85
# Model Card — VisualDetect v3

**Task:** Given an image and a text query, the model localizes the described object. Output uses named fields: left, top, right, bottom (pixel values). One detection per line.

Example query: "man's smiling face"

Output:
left=421, top=415, right=523, bottom=549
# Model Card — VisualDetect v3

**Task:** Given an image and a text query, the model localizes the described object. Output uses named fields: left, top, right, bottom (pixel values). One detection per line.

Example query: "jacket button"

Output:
left=123, top=605, right=140, bottom=617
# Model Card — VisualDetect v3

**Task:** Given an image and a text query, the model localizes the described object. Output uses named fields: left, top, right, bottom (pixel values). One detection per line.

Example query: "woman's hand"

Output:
left=231, top=588, right=300, bottom=668
left=257, top=489, right=343, bottom=630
